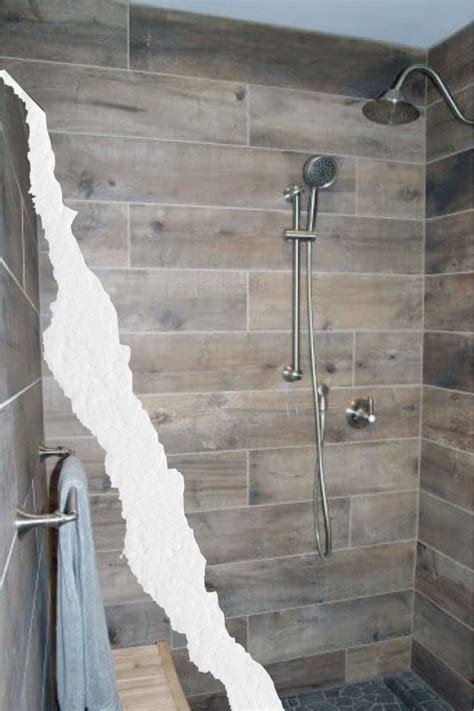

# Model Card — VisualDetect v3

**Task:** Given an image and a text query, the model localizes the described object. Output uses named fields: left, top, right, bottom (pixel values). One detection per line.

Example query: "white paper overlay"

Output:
left=0, top=71, right=282, bottom=711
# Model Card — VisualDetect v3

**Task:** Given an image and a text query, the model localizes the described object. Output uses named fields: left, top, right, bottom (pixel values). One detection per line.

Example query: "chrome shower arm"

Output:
left=394, top=63, right=474, bottom=126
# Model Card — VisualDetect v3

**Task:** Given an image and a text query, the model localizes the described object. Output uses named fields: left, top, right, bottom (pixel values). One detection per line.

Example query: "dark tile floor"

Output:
left=280, top=671, right=454, bottom=711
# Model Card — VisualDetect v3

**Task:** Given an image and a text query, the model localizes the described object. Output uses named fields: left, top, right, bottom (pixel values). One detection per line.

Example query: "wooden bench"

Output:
left=112, top=642, right=190, bottom=710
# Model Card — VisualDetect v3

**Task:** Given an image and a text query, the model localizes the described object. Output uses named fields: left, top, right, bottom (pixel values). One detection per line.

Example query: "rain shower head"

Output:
left=303, top=155, right=337, bottom=190
left=362, top=64, right=474, bottom=127
left=362, top=88, right=420, bottom=126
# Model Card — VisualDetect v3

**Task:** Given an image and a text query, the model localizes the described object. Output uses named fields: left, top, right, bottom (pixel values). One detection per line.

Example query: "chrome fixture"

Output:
left=38, top=444, right=74, bottom=458
left=16, top=487, right=78, bottom=533
left=283, top=155, right=337, bottom=558
left=15, top=445, right=77, bottom=533
left=346, top=397, right=376, bottom=429
left=363, top=64, right=474, bottom=126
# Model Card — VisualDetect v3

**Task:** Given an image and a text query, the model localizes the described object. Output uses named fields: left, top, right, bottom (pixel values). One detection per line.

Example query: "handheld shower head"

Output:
left=303, top=156, right=337, bottom=231
left=303, top=155, right=337, bottom=189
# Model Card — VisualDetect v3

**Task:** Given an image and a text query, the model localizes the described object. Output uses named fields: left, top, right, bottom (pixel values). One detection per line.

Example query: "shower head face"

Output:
left=303, top=155, right=337, bottom=190
left=362, top=88, right=420, bottom=126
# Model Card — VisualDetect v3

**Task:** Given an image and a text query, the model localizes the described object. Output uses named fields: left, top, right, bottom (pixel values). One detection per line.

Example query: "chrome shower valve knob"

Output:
left=346, top=396, right=376, bottom=428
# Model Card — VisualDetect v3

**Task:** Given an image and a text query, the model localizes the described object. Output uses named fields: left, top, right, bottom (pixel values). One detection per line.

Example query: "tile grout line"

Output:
left=126, top=1, right=130, bottom=72
left=417, top=538, right=474, bottom=573
left=415, top=588, right=474, bottom=633
left=43, top=196, right=427, bottom=222
left=46, top=127, right=426, bottom=165
left=0, top=258, right=39, bottom=315
left=412, top=121, right=428, bottom=650
left=0, top=53, right=430, bottom=106
left=0, top=378, right=42, bottom=411
left=421, top=488, right=473, bottom=516
left=425, top=143, right=473, bottom=166
left=126, top=203, right=131, bottom=267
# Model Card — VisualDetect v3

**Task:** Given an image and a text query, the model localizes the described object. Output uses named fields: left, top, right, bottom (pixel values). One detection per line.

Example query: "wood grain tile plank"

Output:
left=427, top=23, right=474, bottom=102
left=346, top=637, right=411, bottom=682
left=129, top=6, right=425, bottom=99
left=130, top=205, right=290, bottom=270
left=355, top=331, right=422, bottom=385
left=414, top=592, right=473, bottom=681
left=249, top=440, right=419, bottom=504
left=416, top=542, right=473, bottom=626
left=98, top=550, right=150, bottom=606
left=357, top=159, right=424, bottom=219
left=106, top=601, right=171, bottom=649
left=426, top=148, right=474, bottom=218
left=249, top=272, right=423, bottom=331
left=425, top=210, right=474, bottom=274
left=248, top=590, right=413, bottom=664
left=423, top=332, right=474, bottom=392
left=179, top=650, right=345, bottom=700
left=0, top=0, right=128, bottom=67
left=422, top=386, right=474, bottom=452
left=419, top=491, right=473, bottom=568
left=0, top=265, right=41, bottom=402
left=420, top=438, right=473, bottom=510
left=141, top=386, right=420, bottom=454
left=250, top=85, right=425, bottom=161
left=205, top=542, right=414, bottom=617
left=91, top=495, right=349, bottom=561
left=427, top=84, right=474, bottom=161
left=0, top=83, right=27, bottom=284
left=1, top=58, right=247, bottom=145
left=50, top=133, right=356, bottom=213
left=351, top=490, right=418, bottom=546
left=0, top=383, right=44, bottom=573
left=130, top=206, right=423, bottom=274
left=424, top=273, right=474, bottom=332
left=123, top=331, right=353, bottom=394
left=412, top=640, right=473, bottom=711
left=94, top=269, right=247, bottom=332
left=264, top=651, right=345, bottom=696
left=185, top=499, right=350, bottom=565
left=141, top=389, right=317, bottom=454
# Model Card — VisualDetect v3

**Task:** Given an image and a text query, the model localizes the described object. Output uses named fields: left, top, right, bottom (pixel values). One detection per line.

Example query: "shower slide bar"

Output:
left=15, top=445, right=77, bottom=533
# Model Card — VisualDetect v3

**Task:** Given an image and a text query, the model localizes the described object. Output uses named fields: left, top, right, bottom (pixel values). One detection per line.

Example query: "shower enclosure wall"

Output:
left=0, top=82, right=52, bottom=708
left=0, top=4, right=471, bottom=711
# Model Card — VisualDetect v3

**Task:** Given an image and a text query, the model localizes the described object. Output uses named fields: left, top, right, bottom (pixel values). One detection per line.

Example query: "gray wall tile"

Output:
left=248, top=590, right=413, bottom=663
left=129, top=6, right=425, bottom=99
left=0, top=0, right=128, bottom=67
left=249, top=85, right=425, bottom=161
left=425, top=210, right=474, bottom=273
left=2, top=58, right=247, bottom=145
left=358, top=160, right=424, bottom=219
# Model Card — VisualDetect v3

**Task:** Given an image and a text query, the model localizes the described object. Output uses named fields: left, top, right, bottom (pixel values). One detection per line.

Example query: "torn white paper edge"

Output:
left=0, top=70, right=282, bottom=711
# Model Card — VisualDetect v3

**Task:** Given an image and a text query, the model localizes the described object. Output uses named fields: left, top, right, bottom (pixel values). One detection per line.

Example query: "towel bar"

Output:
left=38, top=444, right=74, bottom=458
left=15, top=445, right=77, bottom=533
left=15, top=487, right=78, bottom=532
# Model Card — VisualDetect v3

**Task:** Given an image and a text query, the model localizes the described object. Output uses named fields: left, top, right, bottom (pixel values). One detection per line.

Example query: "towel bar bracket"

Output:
left=15, top=488, right=78, bottom=533
left=15, top=445, right=77, bottom=533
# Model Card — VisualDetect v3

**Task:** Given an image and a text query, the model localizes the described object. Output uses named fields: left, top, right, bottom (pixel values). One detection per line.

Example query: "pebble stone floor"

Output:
left=280, top=671, right=454, bottom=711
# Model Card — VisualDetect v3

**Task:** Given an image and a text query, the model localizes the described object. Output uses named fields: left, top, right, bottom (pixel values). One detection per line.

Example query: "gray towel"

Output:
left=57, top=455, right=122, bottom=711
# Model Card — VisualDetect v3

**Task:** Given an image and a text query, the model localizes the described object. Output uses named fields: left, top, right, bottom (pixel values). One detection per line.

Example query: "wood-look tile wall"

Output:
left=1, top=4, right=428, bottom=705
left=0, top=81, right=52, bottom=710
left=414, top=22, right=474, bottom=711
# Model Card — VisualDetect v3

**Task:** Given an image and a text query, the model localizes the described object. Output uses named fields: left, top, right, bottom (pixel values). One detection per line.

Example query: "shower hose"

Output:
left=306, top=239, right=332, bottom=558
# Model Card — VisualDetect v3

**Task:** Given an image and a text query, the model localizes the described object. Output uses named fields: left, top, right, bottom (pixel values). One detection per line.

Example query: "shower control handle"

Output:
left=346, top=397, right=376, bottom=428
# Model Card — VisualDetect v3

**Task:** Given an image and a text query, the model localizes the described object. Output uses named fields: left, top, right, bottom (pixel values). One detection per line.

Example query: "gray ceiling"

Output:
left=137, top=0, right=473, bottom=48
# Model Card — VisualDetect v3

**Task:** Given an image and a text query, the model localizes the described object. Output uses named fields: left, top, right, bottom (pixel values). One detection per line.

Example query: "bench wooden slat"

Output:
left=112, top=642, right=190, bottom=711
